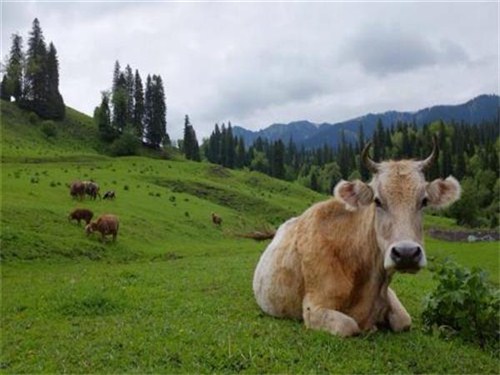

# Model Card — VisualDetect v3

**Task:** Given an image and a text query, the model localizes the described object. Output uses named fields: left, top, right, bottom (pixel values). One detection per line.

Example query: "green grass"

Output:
left=1, top=101, right=499, bottom=373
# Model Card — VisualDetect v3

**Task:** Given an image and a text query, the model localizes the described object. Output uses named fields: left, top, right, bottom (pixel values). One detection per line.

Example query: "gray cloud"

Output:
left=1, top=2, right=497, bottom=140
left=341, top=25, right=470, bottom=76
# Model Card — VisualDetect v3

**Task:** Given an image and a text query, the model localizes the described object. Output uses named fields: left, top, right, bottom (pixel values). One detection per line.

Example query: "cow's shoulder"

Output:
left=299, top=197, right=357, bottom=231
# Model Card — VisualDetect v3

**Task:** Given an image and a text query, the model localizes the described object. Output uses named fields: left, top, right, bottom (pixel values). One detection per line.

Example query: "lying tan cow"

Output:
left=85, top=214, right=119, bottom=242
left=253, top=138, right=460, bottom=337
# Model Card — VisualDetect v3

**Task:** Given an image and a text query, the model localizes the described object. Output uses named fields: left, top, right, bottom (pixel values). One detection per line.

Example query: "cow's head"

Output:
left=85, top=222, right=97, bottom=235
left=334, top=136, right=460, bottom=273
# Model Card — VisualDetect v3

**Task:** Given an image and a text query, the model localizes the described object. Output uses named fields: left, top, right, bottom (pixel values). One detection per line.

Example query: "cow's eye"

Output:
left=421, top=197, right=428, bottom=208
left=374, top=198, right=382, bottom=208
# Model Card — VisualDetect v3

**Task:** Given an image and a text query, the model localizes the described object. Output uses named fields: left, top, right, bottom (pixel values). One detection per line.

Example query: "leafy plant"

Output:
left=422, top=260, right=500, bottom=349
left=40, top=120, right=57, bottom=138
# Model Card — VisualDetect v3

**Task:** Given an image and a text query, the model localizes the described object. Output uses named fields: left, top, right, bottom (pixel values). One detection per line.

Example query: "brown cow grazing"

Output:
left=84, top=181, right=101, bottom=200
left=253, top=137, right=461, bottom=337
left=85, top=214, right=119, bottom=242
left=103, top=190, right=115, bottom=200
left=70, top=181, right=86, bottom=200
left=211, top=212, right=222, bottom=226
left=68, top=208, right=94, bottom=225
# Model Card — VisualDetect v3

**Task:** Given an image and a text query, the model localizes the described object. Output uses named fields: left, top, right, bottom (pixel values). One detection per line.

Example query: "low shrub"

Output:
left=41, top=120, right=57, bottom=138
left=422, top=260, right=500, bottom=349
left=109, top=132, right=139, bottom=156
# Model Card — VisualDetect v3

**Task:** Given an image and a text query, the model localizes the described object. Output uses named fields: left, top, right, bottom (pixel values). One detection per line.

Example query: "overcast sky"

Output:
left=2, top=1, right=498, bottom=140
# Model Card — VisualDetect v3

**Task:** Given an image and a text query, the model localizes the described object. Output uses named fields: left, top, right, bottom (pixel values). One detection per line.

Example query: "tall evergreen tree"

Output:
left=145, top=74, right=168, bottom=148
left=271, top=139, right=285, bottom=179
left=112, top=60, right=121, bottom=94
left=95, top=91, right=114, bottom=141
left=144, top=74, right=153, bottom=144
left=112, top=72, right=127, bottom=133
left=3, top=33, right=24, bottom=101
left=183, top=115, right=200, bottom=161
left=124, top=64, right=134, bottom=125
left=236, top=137, right=246, bottom=168
left=45, top=42, right=65, bottom=119
left=0, top=76, right=9, bottom=101
left=132, top=69, right=144, bottom=138
left=24, top=18, right=48, bottom=117
left=225, top=122, right=236, bottom=168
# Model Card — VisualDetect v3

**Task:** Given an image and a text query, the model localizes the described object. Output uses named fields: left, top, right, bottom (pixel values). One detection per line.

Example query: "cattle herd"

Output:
left=69, top=180, right=222, bottom=243
left=68, top=180, right=119, bottom=242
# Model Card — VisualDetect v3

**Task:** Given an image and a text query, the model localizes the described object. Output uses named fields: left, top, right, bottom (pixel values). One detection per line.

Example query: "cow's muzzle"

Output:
left=387, top=241, right=426, bottom=273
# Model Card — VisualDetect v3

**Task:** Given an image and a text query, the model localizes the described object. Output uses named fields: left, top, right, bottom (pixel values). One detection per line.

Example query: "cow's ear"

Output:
left=426, top=176, right=461, bottom=208
left=334, top=180, right=373, bottom=210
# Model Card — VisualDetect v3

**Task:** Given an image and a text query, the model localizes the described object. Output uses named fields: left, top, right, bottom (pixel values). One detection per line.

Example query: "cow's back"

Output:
left=253, top=217, right=303, bottom=319
left=97, top=214, right=119, bottom=234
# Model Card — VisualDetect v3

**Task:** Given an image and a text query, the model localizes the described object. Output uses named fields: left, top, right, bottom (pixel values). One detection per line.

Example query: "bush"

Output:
left=28, top=112, right=39, bottom=125
left=41, top=120, right=57, bottom=138
left=109, top=132, right=139, bottom=156
left=422, top=260, right=499, bottom=349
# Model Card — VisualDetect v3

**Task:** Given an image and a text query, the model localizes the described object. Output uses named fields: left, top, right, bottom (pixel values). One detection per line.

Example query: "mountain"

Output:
left=233, top=94, right=499, bottom=149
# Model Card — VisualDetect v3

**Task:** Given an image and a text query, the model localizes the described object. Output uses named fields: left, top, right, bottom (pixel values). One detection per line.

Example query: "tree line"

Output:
left=1, top=18, right=65, bottom=120
left=93, top=61, right=169, bottom=153
left=195, top=119, right=499, bottom=228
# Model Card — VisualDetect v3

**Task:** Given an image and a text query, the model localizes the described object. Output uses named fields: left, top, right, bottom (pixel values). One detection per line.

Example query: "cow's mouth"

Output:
left=395, top=264, right=421, bottom=274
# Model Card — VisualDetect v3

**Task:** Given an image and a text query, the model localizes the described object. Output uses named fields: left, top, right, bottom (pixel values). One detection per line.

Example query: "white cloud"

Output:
left=2, top=2, right=498, bottom=140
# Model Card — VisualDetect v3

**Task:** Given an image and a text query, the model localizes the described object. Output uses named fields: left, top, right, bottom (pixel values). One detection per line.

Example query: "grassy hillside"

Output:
left=1, top=101, right=499, bottom=373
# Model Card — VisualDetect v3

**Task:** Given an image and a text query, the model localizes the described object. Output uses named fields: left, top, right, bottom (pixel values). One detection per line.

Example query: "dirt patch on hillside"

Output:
left=428, top=228, right=500, bottom=242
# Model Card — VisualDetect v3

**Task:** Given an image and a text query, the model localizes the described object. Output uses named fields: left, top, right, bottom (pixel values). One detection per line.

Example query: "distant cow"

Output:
left=85, top=214, right=119, bottom=242
left=68, top=208, right=94, bottom=225
left=70, top=181, right=86, bottom=200
left=253, top=136, right=461, bottom=337
left=103, top=190, right=116, bottom=200
left=211, top=212, right=222, bottom=226
left=84, top=181, right=101, bottom=200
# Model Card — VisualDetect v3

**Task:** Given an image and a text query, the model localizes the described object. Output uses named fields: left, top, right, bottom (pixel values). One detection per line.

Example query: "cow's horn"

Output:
left=420, top=134, right=439, bottom=170
left=361, top=142, right=379, bottom=173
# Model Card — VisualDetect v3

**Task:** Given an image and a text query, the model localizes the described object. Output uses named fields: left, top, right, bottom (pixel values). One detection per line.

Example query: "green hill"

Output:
left=1, top=101, right=498, bottom=373
left=0, top=101, right=323, bottom=261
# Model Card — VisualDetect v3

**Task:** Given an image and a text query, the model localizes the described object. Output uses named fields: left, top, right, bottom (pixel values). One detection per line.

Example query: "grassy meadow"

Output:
left=1, top=102, right=499, bottom=373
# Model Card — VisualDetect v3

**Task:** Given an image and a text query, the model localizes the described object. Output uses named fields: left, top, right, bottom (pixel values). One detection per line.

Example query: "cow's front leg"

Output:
left=303, top=296, right=360, bottom=337
left=386, top=287, right=411, bottom=332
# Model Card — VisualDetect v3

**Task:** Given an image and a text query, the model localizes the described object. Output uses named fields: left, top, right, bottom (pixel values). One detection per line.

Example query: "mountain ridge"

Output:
left=233, top=94, right=499, bottom=148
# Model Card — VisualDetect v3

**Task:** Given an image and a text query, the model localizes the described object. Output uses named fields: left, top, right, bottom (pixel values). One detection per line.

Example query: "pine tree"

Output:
left=183, top=115, right=200, bottom=161
left=124, top=64, right=134, bottom=125
left=133, top=69, right=144, bottom=138
left=24, top=18, right=48, bottom=117
left=45, top=42, right=65, bottom=120
left=206, top=123, right=222, bottom=164
left=112, top=72, right=127, bottom=133
left=112, top=60, right=121, bottom=94
left=225, top=122, right=236, bottom=168
left=3, top=33, right=24, bottom=101
left=144, top=75, right=153, bottom=145
left=0, top=76, right=9, bottom=100
left=236, top=137, right=246, bottom=168
left=271, top=140, right=285, bottom=179
left=145, top=75, right=168, bottom=148
left=95, top=91, right=114, bottom=142
left=220, top=124, right=227, bottom=166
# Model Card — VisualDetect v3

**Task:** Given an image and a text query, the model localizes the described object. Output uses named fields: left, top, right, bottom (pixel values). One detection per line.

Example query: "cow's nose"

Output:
left=390, top=245, right=422, bottom=267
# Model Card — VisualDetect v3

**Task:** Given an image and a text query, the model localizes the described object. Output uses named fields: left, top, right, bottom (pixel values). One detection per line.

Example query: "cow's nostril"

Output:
left=391, top=247, right=402, bottom=261
left=412, top=247, right=422, bottom=259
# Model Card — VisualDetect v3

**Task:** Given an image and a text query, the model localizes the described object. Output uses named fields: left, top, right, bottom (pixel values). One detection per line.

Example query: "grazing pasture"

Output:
left=1, top=103, right=498, bottom=373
